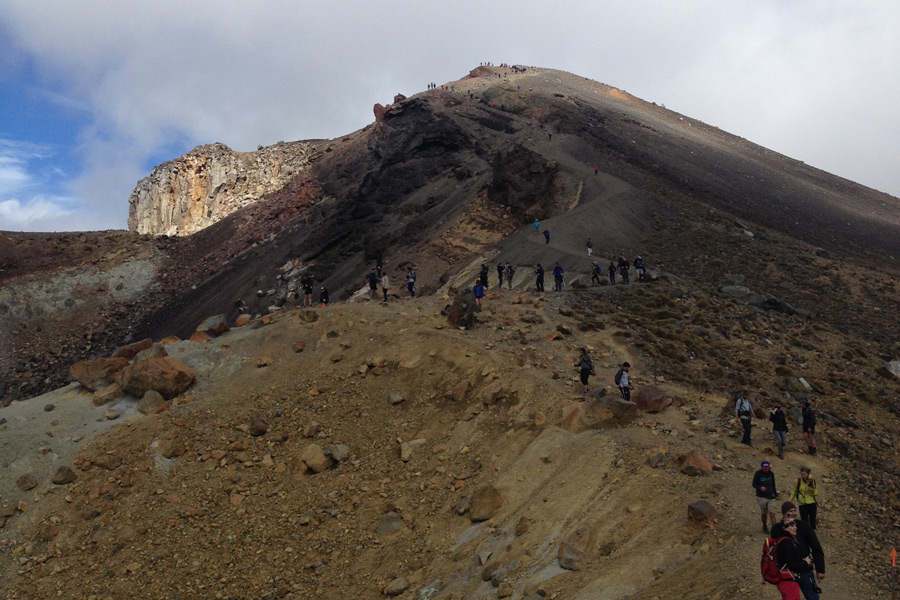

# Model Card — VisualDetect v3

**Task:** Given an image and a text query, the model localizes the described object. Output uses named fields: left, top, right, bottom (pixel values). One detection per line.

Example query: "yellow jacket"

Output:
left=790, top=477, right=818, bottom=505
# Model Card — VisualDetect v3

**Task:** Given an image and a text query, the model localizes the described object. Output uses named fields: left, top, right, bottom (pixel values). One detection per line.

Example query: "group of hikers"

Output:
left=735, top=393, right=818, bottom=457
left=572, top=348, right=634, bottom=401
left=755, top=460, right=825, bottom=599
left=741, top=392, right=825, bottom=599
left=364, top=264, right=419, bottom=302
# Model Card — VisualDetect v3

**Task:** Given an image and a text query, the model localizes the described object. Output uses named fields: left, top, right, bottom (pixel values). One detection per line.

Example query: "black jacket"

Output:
left=752, top=469, right=777, bottom=499
left=771, top=519, right=825, bottom=574
left=769, top=409, right=788, bottom=432
left=776, top=536, right=812, bottom=576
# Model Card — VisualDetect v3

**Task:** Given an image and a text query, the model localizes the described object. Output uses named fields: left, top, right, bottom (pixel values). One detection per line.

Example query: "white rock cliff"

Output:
left=127, top=141, right=319, bottom=236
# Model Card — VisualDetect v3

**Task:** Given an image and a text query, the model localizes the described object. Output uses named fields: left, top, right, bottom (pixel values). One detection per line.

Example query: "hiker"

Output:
left=774, top=518, right=814, bottom=600
left=594, top=165, right=599, bottom=175
left=770, top=404, right=789, bottom=459
left=789, top=467, right=818, bottom=530
left=574, top=348, right=593, bottom=395
left=504, top=262, right=515, bottom=289
left=301, top=274, right=314, bottom=307
left=552, top=263, right=564, bottom=291
left=608, top=261, right=616, bottom=285
left=381, top=272, right=390, bottom=302
left=753, top=460, right=779, bottom=534
left=535, top=263, right=544, bottom=292
left=496, top=263, right=504, bottom=288
left=633, top=255, right=646, bottom=281
left=480, top=263, right=490, bottom=288
left=801, top=400, right=817, bottom=455
left=617, top=255, right=630, bottom=284
left=772, top=501, right=826, bottom=597
left=586, top=237, right=593, bottom=256
left=318, top=285, right=329, bottom=307
left=590, top=262, right=602, bottom=285
left=533, top=219, right=540, bottom=234
left=615, top=362, right=633, bottom=401
left=472, top=278, right=485, bottom=311
left=735, top=392, right=758, bottom=446
left=368, top=268, right=379, bottom=300
left=406, top=267, right=417, bottom=297
left=543, top=229, right=550, bottom=245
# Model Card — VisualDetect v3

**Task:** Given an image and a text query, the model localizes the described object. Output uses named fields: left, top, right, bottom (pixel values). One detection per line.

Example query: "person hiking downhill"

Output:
left=480, top=264, right=489, bottom=288
left=497, top=263, right=504, bottom=288
left=753, top=461, right=778, bottom=534
left=586, top=237, right=593, bottom=256
left=770, top=404, right=789, bottom=459
left=615, top=362, right=633, bottom=401
left=801, top=400, right=817, bottom=455
left=590, top=261, right=602, bottom=285
left=543, top=229, right=550, bottom=245
left=608, top=261, right=616, bottom=285
left=774, top=518, right=813, bottom=600
left=772, top=501, right=825, bottom=599
left=735, top=392, right=758, bottom=446
left=789, top=467, right=818, bottom=530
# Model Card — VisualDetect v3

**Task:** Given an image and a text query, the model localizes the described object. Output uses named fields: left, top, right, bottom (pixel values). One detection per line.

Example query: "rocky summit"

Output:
left=1, top=65, right=900, bottom=599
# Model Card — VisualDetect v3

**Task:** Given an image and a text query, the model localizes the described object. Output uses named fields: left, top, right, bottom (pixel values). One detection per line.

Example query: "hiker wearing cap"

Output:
left=801, top=400, right=817, bottom=455
left=753, top=461, right=778, bottom=534
left=774, top=517, right=813, bottom=600
left=790, top=467, right=819, bottom=530
left=772, top=502, right=825, bottom=599
left=735, top=392, right=758, bottom=446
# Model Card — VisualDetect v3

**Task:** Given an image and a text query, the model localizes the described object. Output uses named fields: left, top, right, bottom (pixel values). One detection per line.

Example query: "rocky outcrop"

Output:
left=127, top=141, right=319, bottom=236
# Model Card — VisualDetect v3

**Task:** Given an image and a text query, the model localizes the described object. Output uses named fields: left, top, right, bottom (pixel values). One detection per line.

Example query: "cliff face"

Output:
left=127, top=141, right=320, bottom=236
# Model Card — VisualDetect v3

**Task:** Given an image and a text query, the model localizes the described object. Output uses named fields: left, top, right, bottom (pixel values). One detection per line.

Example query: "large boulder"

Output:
left=632, top=386, right=672, bottom=413
left=446, top=290, right=478, bottom=329
left=120, top=357, right=196, bottom=399
left=687, top=500, right=717, bottom=527
left=558, top=526, right=597, bottom=571
left=300, top=444, right=334, bottom=473
left=469, top=486, right=504, bottom=522
left=195, top=314, right=229, bottom=337
left=70, top=357, right=130, bottom=392
left=678, top=450, right=712, bottom=476
left=562, top=397, right=641, bottom=432
left=111, top=338, right=154, bottom=360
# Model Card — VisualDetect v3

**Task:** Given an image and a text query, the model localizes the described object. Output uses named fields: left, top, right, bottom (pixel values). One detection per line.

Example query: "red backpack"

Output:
left=761, top=536, right=795, bottom=584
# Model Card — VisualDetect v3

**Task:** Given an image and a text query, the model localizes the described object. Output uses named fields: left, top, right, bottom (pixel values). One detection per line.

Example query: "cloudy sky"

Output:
left=1, top=1, right=898, bottom=232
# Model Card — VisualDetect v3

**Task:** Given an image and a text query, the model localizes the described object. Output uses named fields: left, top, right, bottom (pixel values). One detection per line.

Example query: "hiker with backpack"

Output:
left=801, top=400, right=817, bottom=455
left=504, top=262, right=515, bottom=289
left=771, top=502, right=825, bottom=599
left=772, top=518, right=814, bottom=600
left=770, top=404, right=789, bottom=459
left=789, top=467, right=818, bottom=530
left=735, top=392, right=758, bottom=446
left=615, top=362, right=633, bottom=401
left=752, top=460, right=779, bottom=534
left=573, top=348, right=594, bottom=395
left=553, top=263, right=564, bottom=291
left=590, top=261, right=602, bottom=285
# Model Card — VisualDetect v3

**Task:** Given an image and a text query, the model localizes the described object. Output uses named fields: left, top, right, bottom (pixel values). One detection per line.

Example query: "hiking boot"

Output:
left=762, top=523, right=769, bottom=534
left=777, top=453, right=784, bottom=460
left=811, top=447, right=817, bottom=455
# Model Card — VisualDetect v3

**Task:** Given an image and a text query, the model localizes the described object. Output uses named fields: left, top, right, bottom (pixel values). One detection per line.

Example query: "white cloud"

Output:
left=1, top=0, right=899, bottom=232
